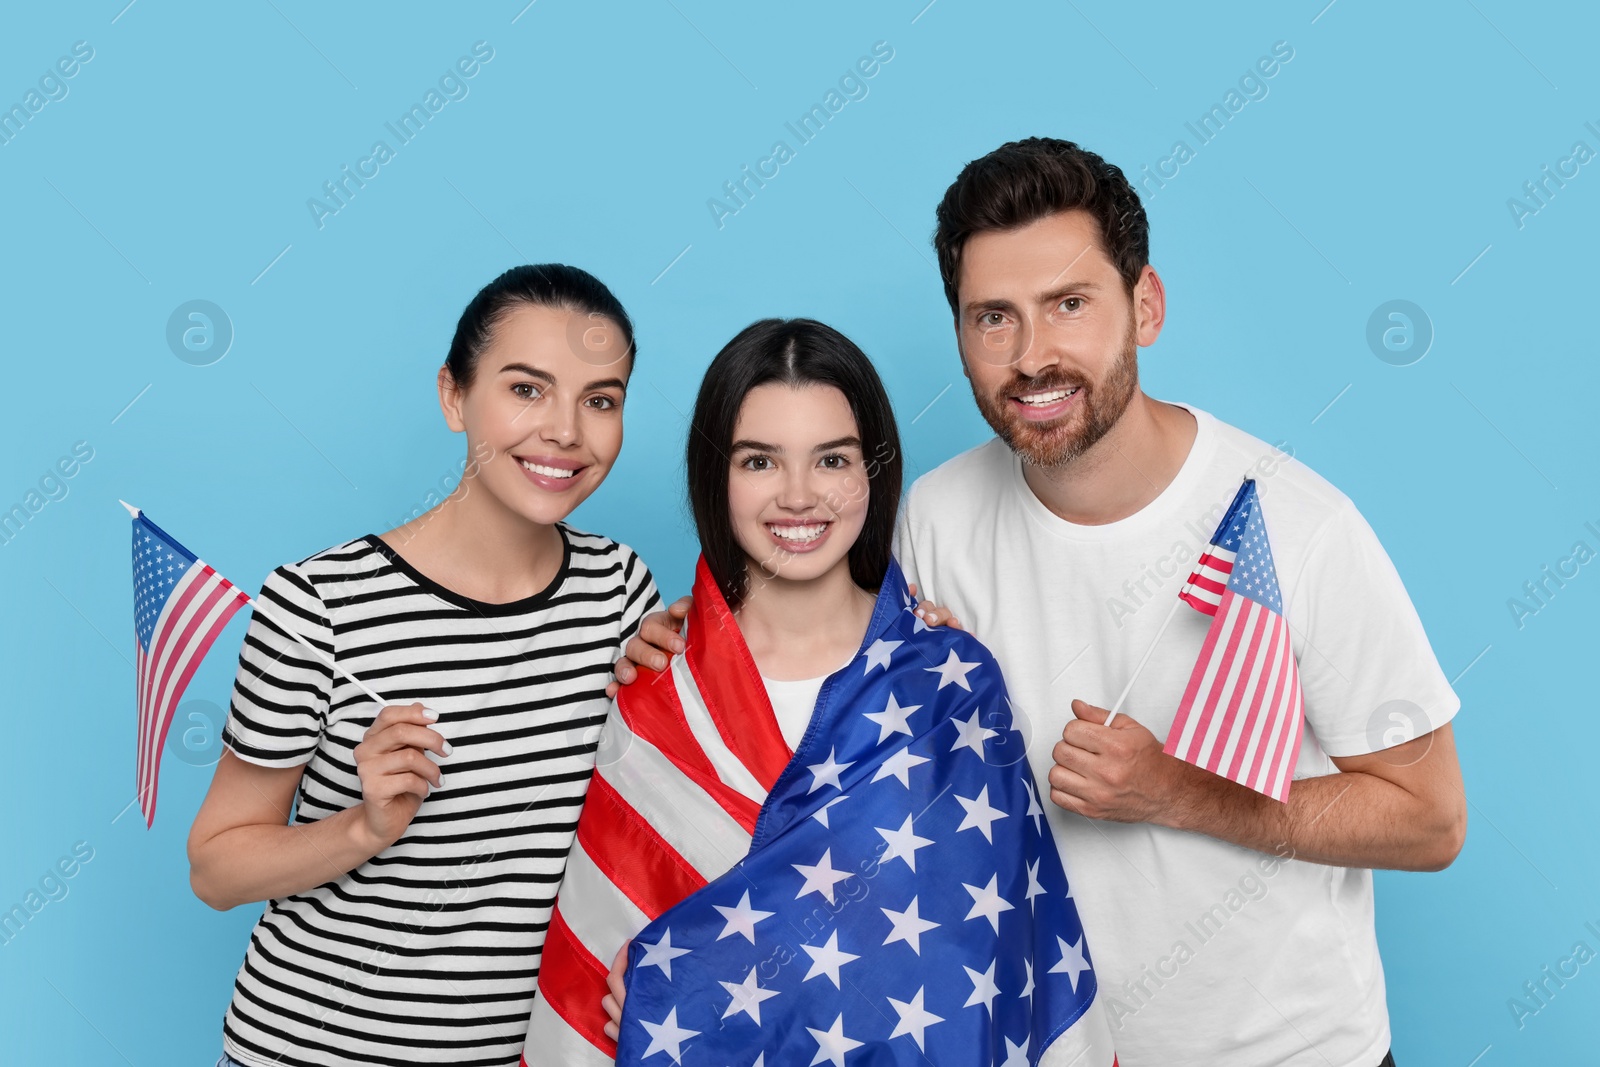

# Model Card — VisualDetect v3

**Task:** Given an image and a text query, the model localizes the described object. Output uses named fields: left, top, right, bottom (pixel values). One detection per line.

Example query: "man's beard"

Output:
left=971, top=326, right=1140, bottom=469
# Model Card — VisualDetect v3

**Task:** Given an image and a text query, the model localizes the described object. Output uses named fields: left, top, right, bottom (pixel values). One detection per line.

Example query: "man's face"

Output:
left=955, top=209, right=1143, bottom=468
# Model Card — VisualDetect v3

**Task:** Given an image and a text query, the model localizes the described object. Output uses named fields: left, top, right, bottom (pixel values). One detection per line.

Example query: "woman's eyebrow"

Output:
left=812, top=436, right=862, bottom=452
left=498, top=362, right=554, bottom=382
left=731, top=439, right=779, bottom=453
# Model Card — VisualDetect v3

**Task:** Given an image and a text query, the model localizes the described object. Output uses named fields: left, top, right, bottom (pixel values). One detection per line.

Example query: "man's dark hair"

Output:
left=933, top=137, right=1149, bottom=316
left=686, top=318, right=902, bottom=610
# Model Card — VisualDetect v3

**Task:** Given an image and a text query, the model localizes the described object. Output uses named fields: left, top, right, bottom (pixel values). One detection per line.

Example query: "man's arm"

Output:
left=1048, top=699, right=1466, bottom=872
left=607, top=589, right=959, bottom=695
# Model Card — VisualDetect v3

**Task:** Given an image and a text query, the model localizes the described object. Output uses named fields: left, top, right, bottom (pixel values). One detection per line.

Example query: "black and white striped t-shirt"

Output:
left=219, top=524, right=660, bottom=1067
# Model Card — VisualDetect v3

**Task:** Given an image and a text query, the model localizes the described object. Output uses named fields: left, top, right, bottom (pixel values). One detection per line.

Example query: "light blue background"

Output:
left=2, top=1, right=1595, bottom=1063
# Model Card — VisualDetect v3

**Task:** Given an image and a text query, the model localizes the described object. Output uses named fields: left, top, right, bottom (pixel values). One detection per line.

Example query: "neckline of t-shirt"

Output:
left=761, top=673, right=831, bottom=688
left=360, top=523, right=573, bottom=616
left=760, top=653, right=856, bottom=687
left=1007, top=402, right=1220, bottom=543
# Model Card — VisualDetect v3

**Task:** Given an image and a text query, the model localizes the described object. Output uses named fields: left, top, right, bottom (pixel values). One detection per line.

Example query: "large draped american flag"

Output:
left=126, top=503, right=252, bottom=826
left=521, top=556, right=1116, bottom=1066
left=1164, top=478, right=1306, bottom=802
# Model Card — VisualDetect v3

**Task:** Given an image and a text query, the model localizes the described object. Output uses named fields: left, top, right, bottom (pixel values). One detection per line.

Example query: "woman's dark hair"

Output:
left=934, top=137, right=1149, bottom=316
left=687, top=318, right=903, bottom=610
left=444, top=263, right=636, bottom=385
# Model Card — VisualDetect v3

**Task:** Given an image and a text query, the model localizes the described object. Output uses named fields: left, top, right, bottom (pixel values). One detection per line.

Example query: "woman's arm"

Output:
left=187, top=703, right=447, bottom=910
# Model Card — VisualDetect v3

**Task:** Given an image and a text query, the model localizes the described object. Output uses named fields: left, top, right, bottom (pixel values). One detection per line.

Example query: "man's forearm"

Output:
left=1152, top=755, right=1465, bottom=870
left=1155, top=756, right=1463, bottom=872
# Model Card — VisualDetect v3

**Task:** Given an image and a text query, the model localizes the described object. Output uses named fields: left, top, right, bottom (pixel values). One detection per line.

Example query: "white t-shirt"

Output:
left=761, top=674, right=830, bottom=750
left=894, top=405, right=1458, bottom=1067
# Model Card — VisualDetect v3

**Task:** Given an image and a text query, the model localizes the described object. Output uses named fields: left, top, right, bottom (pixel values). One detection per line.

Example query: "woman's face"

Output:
left=727, top=382, right=871, bottom=591
left=441, top=303, right=630, bottom=527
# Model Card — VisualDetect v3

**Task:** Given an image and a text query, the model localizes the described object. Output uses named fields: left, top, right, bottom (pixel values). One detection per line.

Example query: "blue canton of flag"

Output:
left=1219, top=490, right=1282, bottom=614
left=611, top=560, right=1115, bottom=1066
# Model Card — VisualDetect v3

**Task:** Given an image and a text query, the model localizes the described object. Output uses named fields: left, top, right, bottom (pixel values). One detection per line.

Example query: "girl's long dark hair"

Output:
left=687, top=318, right=903, bottom=610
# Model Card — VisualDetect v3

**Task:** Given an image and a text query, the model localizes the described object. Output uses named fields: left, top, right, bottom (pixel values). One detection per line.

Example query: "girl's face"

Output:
left=440, top=303, right=630, bottom=527
left=728, top=382, right=871, bottom=591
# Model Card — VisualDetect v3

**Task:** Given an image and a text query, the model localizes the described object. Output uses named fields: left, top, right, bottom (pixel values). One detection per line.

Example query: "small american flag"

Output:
left=128, top=504, right=251, bottom=827
left=1164, top=479, right=1305, bottom=802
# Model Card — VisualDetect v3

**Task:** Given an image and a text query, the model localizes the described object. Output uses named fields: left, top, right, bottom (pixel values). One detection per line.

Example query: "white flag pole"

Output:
left=1103, top=597, right=1182, bottom=726
left=122, top=500, right=390, bottom=707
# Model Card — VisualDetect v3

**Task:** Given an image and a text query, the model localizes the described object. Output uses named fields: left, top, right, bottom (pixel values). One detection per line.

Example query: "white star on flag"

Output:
left=719, top=966, right=780, bottom=1025
left=886, top=986, right=945, bottom=1051
left=925, top=648, right=980, bottom=690
left=1049, top=934, right=1092, bottom=993
left=871, top=745, right=930, bottom=788
left=801, top=930, right=859, bottom=987
left=864, top=692, right=921, bottom=743
left=881, top=896, right=940, bottom=955
left=1025, top=859, right=1046, bottom=909
left=1001, top=1036, right=1030, bottom=1067
left=793, top=848, right=852, bottom=903
left=1024, top=776, right=1045, bottom=831
left=806, top=747, right=853, bottom=793
left=807, top=1014, right=864, bottom=1067
left=962, top=874, right=1015, bottom=933
left=949, top=708, right=998, bottom=757
left=714, top=891, right=774, bottom=944
left=955, top=784, right=1007, bottom=843
left=876, top=814, right=934, bottom=872
left=637, top=928, right=691, bottom=978
left=1020, top=958, right=1035, bottom=1002
left=639, top=1006, right=698, bottom=1063
left=963, top=959, right=1001, bottom=1016
left=863, top=638, right=902, bottom=673
left=811, top=795, right=848, bottom=828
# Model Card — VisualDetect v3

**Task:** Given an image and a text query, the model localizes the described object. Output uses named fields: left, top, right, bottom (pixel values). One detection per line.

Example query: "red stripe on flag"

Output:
left=148, top=574, right=229, bottom=727
left=1189, top=574, right=1227, bottom=598
left=1273, top=673, right=1307, bottom=801
left=683, top=558, right=791, bottom=790
left=1235, top=617, right=1286, bottom=793
left=1196, top=553, right=1234, bottom=574
left=1165, top=595, right=1232, bottom=758
left=617, top=674, right=763, bottom=836
left=578, top=774, right=709, bottom=920
left=1260, top=654, right=1305, bottom=801
left=535, top=906, right=616, bottom=1058
left=1200, top=600, right=1270, bottom=776
left=1225, top=616, right=1285, bottom=784
left=1184, top=593, right=1252, bottom=764
left=138, top=569, right=249, bottom=825
left=138, top=567, right=216, bottom=816
left=1179, top=589, right=1221, bottom=616
left=143, top=586, right=249, bottom=826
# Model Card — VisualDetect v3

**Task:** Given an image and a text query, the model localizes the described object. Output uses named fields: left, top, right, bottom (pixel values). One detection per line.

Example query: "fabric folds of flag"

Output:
left=522, top=555, right=1116, bottom=1066
left=129, top=506, right=251, bottom=827
left=1164, top=478, right=1305, bottom=802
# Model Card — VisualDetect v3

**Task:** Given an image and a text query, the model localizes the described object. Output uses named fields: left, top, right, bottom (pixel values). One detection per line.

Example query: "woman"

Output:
left=521, top=320, right=1114, bottom=1065
left=188, top=264, right=662, bottom=1067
